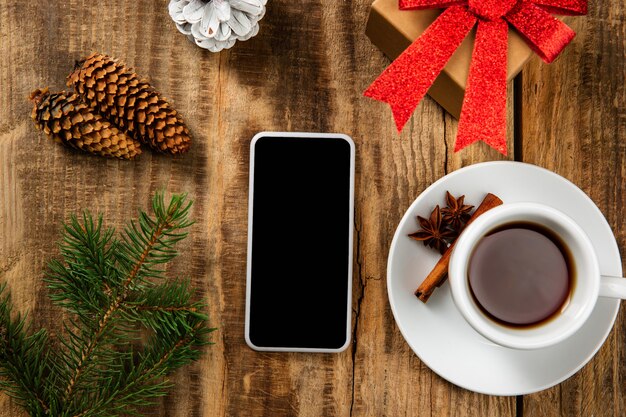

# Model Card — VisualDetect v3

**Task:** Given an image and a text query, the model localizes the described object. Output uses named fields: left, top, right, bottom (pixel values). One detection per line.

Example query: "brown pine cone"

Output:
left=67, top=52, right=191, bottom=155
left=30, top=88, right=142, bottom=160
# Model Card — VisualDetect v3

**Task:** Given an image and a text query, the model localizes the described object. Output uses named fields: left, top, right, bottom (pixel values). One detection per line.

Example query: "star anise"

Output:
left=441, top=191, right=474, bottom=232
left=408, top=205, right=456, bottom=254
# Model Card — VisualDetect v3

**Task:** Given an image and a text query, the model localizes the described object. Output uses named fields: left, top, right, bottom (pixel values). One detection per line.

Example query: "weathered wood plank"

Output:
left=519, top=3, right=626, bottom=416
left=1, top=0, right=622, bottom=416
left=0, top=0, right=514, bottom=416
left=347, top=2, right=515, bottom=416
left=0, top=1, right=222, bottom=416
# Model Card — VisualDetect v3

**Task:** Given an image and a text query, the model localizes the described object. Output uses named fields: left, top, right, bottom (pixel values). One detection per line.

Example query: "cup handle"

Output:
left=599, top=276, right=626, bottom=299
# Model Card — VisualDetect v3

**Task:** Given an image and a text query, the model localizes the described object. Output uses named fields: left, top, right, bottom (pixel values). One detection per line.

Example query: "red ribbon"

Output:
left=364, top=0, right=587, bottom=154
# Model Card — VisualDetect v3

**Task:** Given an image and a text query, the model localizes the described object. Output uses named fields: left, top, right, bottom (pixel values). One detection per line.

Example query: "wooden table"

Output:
left=0, top=1, right=623, bottom=416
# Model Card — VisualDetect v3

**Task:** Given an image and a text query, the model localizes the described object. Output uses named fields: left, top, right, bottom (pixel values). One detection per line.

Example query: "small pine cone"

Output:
left=67, top=52, right=191, bottom=155
left=29, top=88, right=142, bottom=160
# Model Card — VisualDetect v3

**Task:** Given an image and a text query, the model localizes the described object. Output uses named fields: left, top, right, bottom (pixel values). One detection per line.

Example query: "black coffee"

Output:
left=468, top=222, right=573, bottom=327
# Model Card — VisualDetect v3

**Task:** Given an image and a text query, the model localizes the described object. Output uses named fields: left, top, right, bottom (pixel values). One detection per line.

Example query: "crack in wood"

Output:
left=349, top=207, right=365, bottom=417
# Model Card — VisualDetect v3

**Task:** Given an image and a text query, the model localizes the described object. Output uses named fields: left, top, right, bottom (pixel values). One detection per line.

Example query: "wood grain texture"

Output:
left=0, top=1, right=622, bottom=417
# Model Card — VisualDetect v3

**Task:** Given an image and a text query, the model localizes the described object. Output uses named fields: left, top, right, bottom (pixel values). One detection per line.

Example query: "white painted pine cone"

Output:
left=169, top=0, right=267, bottom=52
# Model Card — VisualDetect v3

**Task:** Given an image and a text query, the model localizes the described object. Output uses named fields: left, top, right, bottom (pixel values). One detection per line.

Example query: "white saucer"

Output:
left=387, top=161, right=622, bottom=396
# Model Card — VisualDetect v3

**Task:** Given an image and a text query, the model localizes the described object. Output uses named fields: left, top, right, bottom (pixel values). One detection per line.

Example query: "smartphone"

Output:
left=245, top=132, right=355, bottom=352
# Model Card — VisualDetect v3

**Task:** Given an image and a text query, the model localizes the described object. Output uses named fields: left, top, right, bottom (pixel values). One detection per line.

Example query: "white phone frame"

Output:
left=245, top=132, right=355, bottom=353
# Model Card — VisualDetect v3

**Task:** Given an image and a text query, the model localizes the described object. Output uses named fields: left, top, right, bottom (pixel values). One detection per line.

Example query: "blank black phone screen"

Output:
left=249, top=136, right=352, bottom=349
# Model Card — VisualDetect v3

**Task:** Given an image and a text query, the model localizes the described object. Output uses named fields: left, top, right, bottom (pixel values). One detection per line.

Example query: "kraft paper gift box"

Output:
left=365, top=0, right=535, bottom=119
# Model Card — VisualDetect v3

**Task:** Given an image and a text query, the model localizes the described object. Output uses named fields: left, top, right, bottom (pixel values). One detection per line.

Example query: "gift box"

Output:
left=365, top=0, right=534, bottom=119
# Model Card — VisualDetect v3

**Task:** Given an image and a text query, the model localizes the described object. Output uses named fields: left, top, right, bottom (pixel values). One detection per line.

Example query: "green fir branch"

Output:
left=46, top=213, right=119, bottom=326
left=0, top=191, right=214, bottom=417
left=121, top=280, right=208, bottom=335
left=0, top=283, right=51, bottom=415
left=71, top=317, right=213, bottom=417
left=58, top=192, right=194, bottom=404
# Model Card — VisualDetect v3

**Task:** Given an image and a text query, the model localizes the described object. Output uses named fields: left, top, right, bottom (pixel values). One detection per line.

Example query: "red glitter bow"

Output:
left=364, top=0, right=587, bottom=154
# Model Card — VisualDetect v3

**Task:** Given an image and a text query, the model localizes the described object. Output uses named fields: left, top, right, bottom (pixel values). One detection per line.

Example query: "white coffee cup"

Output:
left=449, top=202, right=626, bottom=350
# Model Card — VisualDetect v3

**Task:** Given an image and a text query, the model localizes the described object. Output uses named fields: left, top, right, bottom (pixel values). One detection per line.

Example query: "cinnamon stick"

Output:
left=415, top=193, right=503, bottom=303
